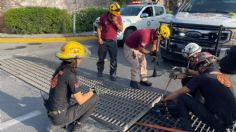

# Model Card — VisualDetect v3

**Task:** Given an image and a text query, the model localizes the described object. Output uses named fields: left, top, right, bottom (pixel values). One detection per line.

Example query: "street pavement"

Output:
left=0, top=40, right=235, bottom=131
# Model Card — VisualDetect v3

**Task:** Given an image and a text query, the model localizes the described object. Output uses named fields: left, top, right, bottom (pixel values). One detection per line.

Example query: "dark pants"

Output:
left=176, top=94, right=226, bottom=131
left=97, top=40, right=118, bottom=76
left=49, top=95, right=99, bottom=126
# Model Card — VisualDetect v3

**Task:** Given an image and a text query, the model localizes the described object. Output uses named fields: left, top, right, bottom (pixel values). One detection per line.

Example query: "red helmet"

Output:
left=193, top=52, right=217, bottom=70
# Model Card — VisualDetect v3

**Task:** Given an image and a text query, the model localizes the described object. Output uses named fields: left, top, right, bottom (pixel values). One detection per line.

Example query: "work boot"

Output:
left=71, top=122, right=84, bottom=132
left=97, top=72, right=103, bottom=78
left=140, top=80, right=152, bottom=87
left=130, top=81, right=140, bottom=89
left=110, top=75, right=117, bottom=81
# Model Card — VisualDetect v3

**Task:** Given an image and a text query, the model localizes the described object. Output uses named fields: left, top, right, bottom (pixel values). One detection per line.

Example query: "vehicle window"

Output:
left=180, top=0, right=236, bottom=14
left=121, top=6, right=143, bottom=16
left=142, top=7, right=154, bottom=17
left=155, top=6, right=164, bottom=16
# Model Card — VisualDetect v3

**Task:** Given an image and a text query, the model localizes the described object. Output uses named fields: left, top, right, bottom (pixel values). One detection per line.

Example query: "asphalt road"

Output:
left=0, top=40, right=235, bottom=131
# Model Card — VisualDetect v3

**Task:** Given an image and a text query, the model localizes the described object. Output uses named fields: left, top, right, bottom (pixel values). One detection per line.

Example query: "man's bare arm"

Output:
left=164, top=86, right=191, bottom=101
left=138, top=46, right=151, bottom=54
left=96, top=25, right=103, bottom=45
left=116, top=23, right=123, bottom=32
left=73, top=91, right=94, bottom=105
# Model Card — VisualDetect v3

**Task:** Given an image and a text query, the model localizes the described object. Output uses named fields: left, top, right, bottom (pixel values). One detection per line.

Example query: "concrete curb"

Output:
left=0, top=32, right=97, bottom=43
left=0, top=36, right=97, bottom=43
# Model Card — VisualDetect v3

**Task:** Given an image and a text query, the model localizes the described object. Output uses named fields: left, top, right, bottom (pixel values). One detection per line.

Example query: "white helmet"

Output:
left=182, top=43, right=202, bottom=58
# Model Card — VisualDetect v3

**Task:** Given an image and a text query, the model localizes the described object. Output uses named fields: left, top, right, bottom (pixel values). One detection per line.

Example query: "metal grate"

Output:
left=129, top=102, right=236, bottom=132
left=0, top=57, right=162, bottom=131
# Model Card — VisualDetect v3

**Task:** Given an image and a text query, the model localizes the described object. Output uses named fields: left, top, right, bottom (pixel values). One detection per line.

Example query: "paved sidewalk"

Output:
left=0, top=32, right=97, bottom=43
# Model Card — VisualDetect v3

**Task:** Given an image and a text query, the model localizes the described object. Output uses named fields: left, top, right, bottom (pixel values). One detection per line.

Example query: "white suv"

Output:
left=93, top=3, right=166, bottom=47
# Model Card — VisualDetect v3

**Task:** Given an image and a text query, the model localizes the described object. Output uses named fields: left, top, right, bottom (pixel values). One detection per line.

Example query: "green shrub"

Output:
left=4, top=7, right=72, bottom=34
left=76, top=7, right=107, bottom=32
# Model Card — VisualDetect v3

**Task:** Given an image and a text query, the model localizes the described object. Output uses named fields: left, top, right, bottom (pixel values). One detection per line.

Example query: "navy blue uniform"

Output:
left=47, top=64, right=99, bottom=126
left=177, top=67, right=236, bottom=131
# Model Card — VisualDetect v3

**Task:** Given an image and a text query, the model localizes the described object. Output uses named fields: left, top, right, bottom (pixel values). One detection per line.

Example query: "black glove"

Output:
left=149, top=51, right=158, bottom=57
left=90, top=87, right=97, bottom=94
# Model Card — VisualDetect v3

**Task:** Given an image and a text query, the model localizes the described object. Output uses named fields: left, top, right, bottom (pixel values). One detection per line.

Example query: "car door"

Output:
left=138, top=6, right=154, bottom=29
left=151, top=6, right=165, bottom=29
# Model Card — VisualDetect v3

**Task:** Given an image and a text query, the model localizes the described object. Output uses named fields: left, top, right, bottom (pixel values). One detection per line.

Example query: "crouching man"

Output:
left=45, top=41, right=99, bottom=131
left=164, top=52, right=236, bottom=131
left=123, top=28, right=160, bottom=89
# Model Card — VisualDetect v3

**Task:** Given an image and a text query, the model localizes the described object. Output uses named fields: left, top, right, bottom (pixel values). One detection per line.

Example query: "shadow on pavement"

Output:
left=0, top=90, right=48, bottom=131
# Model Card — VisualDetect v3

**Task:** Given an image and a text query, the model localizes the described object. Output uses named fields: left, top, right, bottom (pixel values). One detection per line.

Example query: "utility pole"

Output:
left=73, top=0, right=77, bottom=35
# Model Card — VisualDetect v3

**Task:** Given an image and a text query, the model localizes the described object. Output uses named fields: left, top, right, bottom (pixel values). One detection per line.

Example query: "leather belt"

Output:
left=103, top=39, right=115, bottom=42
left=48, top=109, right=66, bottom=117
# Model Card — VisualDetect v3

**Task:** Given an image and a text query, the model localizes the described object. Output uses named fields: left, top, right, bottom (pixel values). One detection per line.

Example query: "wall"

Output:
left=0, top=0, right=112, bottom=13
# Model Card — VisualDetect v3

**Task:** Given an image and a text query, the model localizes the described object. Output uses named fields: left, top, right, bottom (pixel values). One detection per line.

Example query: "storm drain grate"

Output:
left=0, top=58, right=161, bottom=131
left=129, top=103, right=233, bottom=132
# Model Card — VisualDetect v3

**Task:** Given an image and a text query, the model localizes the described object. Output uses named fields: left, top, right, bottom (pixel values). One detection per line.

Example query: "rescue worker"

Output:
left=45, top=41, right=99, bottom=131
left=220, top=46, right=236, bottom=74
left=96, top=2, right=123, bottom=81
left=174, top=43, right=202, bottom=86
left=220, top=46, right=236, bottom=95
left=182, top=42, right=202, bottom=69
left=164, top=52, right=236, bottom=131
left=124, top=28, right=160, bottom=89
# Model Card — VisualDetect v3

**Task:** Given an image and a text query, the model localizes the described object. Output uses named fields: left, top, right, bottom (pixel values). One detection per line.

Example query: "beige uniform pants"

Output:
left=124, top=44, right=148, bottom=82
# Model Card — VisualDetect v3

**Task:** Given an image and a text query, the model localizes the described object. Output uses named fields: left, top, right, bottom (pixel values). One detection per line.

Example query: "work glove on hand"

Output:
left=90, top=87, right=97, bottom=94
left=175, top=67, right=192, bottom=76
left=169, top=67, right=188, bottom=79
left=169, top=70, right=178, bottom=79
left=149, top=51, right=158, bottom=57
left=173, top=67, right=187, bottom=74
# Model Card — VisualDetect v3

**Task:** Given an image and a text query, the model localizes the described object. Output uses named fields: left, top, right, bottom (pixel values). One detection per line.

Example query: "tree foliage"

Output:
left=4, top=7, right=72, bottom=34
left=76, top=7, right=107, bottom=32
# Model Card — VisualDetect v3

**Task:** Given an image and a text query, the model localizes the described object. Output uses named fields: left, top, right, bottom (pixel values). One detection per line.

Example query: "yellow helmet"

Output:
left=158, top=24, right=171, bottom=39
left=56, top=41, right=90, bottom=60
left=108, top=2, right=121, bottom=16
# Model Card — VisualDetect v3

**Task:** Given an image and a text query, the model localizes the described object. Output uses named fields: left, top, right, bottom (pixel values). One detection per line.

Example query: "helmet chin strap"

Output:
left=74, top=58, right=78, bottom=68
left=66, top=58, right=78, bottom=68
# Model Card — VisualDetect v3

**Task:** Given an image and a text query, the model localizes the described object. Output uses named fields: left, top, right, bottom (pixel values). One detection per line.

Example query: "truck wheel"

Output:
left=118, top=29, right=135, bottom=48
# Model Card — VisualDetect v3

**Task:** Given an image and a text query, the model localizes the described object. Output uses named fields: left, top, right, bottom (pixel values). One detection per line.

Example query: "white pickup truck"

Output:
left=93, top=3, right=166, bottom=47
left=160, top=0, right=236, bottom=62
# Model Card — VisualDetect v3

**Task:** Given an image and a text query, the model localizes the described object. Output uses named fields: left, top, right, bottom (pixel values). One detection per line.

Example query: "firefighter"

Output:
left=172, top=43, right=203, bottom=86
left=45, top=41, right=99, bottom=130
left=164, top=52, right=236, bottom=131
left=220, top=46, right=236, bottom=95
left=171, top=43, right=217, bottom=86
left=220, top=46, right=236, bottom=74
left=96, top=2, right=123, bottom=81
left=123, top=28, right=160, bottom=89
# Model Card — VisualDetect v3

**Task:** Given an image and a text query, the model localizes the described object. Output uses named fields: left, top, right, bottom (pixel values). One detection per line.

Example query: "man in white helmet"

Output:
left=182, top=42, right=202, bottom=68
left=180, top=43, right=202, bottom=85
left=164, top=52, right=236, bottom=131
left=170, top=43, right=202, bottom=86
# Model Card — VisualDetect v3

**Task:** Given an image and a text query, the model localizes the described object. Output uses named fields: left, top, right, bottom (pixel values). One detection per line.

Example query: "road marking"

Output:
left=0, top=110, right=41, bottom=130
left=0, top=36, right=97, bottom=43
